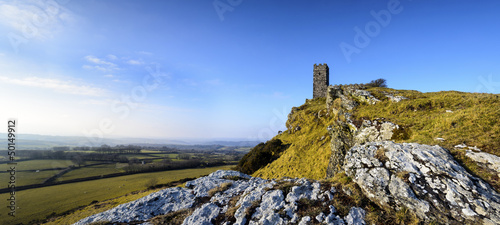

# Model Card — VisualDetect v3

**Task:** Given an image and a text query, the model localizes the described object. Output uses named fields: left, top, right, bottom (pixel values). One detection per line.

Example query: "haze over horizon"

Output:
left=0, top=0, right=499, bottom=144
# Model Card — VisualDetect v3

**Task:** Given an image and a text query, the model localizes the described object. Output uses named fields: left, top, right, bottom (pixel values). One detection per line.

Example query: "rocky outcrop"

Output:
left=385, top=94, right=408, bottom=102
left=73, top=187, right=196, bottom=224
left=325, top=85, right=401, bottom=178
left=326, top=85, right=379, bottom=112
left=326, top=120, right=355, bottom=178
left=353, top=119, right=399, bottom=144
left=344, top=141, right=500, bottom=224
left=74, top=170, right=366, bottom=225
left=465, top=149, right=500, bottom=176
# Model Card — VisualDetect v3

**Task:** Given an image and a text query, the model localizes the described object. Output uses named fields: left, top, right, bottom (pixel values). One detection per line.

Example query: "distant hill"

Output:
left=0, top=133, right=260, bottom=150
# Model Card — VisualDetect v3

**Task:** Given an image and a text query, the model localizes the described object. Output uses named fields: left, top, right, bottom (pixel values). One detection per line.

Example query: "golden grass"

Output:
left=355, top=88, right=500, bottom=156
left=252, top=98, right=334, bottom=180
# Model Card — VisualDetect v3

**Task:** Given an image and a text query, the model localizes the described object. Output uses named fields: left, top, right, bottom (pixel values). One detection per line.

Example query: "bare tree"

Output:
left=366, top=78, right=387, bottom=88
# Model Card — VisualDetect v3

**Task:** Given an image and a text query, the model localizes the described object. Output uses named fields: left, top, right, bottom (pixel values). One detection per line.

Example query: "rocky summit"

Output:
left=74, top=170, right=366, bottom=225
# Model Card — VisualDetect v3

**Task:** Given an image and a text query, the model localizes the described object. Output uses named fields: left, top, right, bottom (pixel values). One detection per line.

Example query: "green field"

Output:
left=8, top=170, right=61, bottom=186
left=0, top=159, right=75, bottom=171
left=56, top=163, right=126, bottom=181
left=0, top=165, right=233, bottom=225
left=0, top=160, right=77, bottom=186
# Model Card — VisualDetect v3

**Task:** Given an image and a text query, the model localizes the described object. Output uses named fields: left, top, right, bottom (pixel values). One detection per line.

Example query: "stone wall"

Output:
left=313, top=63, right=329, bottom=98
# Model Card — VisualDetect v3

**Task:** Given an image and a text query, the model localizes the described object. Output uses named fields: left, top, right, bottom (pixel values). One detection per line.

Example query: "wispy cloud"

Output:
left=79, top=99, right=112, bottom=105
left=104, top=74, right=114, bottom=78
left=182, top=79, right=198, bottom=86
left=272, top=92, right=289, bottom=99
left=85, top=55, right=117, bottom=67
left=112, top=79, right=130, bottom=83
left=127, top=59, right=144, bottom=65
left=0, top=0, right=75, bottom=40
left=137, top=51, right=153, bottom=55
left=259, top=91, right=290, bottom=99
left=107, top=54, right=118, bottom=60
left=138, top=103, right=193, bottom=113
left=0, top=76, right=107, bottom=96
left=83, top=55, right=118, bottom=72
left=206, top=79, right=223, bottom=86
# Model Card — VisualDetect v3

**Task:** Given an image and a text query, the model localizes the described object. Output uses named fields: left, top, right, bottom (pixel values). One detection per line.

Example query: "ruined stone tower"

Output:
left=313, top=63, right=329, bottom=98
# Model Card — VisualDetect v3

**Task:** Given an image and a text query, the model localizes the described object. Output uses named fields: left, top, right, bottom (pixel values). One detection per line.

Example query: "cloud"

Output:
left=206, top=79, right=223, bottom=86
left=182, top=79, right=198, bottom=86
left=79, top=99, right=112, bottom=105
left=127, top=59, right=144, bottom=65
left=137, top=51, right=153, bottom=55
left=83, top=55, right=118, bottom=72
left=271, top=92, right=289, bottom=99
left=138, top=103, right=193, bottom=113
left=0, top=0, right=75, bottom=40
left=107, top=54, right=118, bottom=60
left=258, top=91, right=290, bottom=99
left=104, top=74, right=114, bottom=78
left=112, top=79, right=129, bottom=83
left=0, top=76, right=107, bottom=96
left=85, top=55, right=116, bottom=67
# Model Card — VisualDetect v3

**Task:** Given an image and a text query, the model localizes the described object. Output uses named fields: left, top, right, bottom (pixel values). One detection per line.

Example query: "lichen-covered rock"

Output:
left=182, top=203, right=220, bottom=225
left=344, top=141, right=500, bottom=224
left=465, top=149, right=500, bottom=175
left=74, top=170, right=365, bottom=225
left=345, top=207, right=365, bottom=225
left=326, top=85, right=380, bottom=112
left=385, top=94, right=408, bottom=102
left=354, top=119, right=398, bottom=144
left=326, top=120, right=355, bottom=178
left=73, top=187, right=196, bottom=225
left=252, top=190, right=286, bottom=224
left=352, top=89, right=380, bottom=105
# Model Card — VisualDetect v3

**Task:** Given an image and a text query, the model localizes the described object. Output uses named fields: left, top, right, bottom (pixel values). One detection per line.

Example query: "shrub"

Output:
left=365, top=78, right=387, bottom=88
left=236, top=139, right=290, bottom=175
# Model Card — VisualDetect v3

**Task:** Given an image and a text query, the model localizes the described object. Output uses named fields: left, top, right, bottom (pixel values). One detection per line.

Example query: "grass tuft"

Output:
left=207, top=182, right=233, bottom=197
left=148, top=208, right=193, bottom=225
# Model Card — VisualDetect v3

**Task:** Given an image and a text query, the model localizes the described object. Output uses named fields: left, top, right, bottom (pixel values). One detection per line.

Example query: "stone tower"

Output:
left=313, top=63, right=329, bottom=98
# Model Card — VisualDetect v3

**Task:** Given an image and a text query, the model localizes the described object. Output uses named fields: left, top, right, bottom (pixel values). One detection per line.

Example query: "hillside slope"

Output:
left=251, top=97, right=334, bottom=180
left=250, top=85, right=499, bottom=189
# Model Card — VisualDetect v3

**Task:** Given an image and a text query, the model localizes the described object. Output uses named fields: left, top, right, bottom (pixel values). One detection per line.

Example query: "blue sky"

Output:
left=0, top=0, right=499, bottom=144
